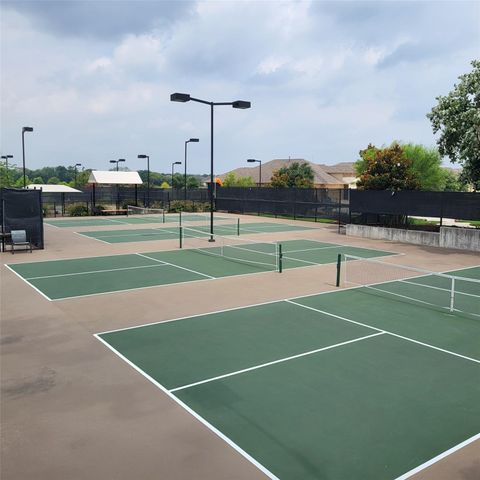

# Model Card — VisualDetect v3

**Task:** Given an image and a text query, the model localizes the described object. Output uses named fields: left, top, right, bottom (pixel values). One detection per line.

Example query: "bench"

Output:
left=100, top=209, right=128, bottom=216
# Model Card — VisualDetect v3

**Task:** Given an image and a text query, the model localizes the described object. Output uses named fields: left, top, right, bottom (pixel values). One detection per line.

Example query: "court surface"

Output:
left=96, top=266, right=480, bottom=480
left=6, top=239, right=394, bottom=300
left=45, top=212, right=228, bottom=227
left=78, top=222, right=316, bottom=244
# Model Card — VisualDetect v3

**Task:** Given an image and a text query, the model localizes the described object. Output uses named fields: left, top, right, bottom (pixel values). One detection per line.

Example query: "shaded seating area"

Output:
left=88, top=171, right=143, bottom=213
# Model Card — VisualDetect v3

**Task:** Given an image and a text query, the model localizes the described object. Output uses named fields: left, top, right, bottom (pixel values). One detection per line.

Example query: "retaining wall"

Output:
left=346, top=224, right=479, bottom=252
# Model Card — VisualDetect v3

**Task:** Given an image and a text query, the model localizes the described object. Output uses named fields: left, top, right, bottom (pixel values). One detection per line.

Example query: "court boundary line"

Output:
left=394, top=432, right=480, bottom=479
left=25, top=262, right=170, bottom=280
left=285, top=300, right=480, bottom=365
left=94, top=334, right=280, bottom=480
left=78, top=226, right=180, bottom=240
left=136, top=253, right=216, bottom=280
left=94, top=263, right=480, bottom=335
left=73, top=231, right=111, bottom=244
left=4, top=264, right=53, bottom=301
left=169, top=332, right=385, bottom=392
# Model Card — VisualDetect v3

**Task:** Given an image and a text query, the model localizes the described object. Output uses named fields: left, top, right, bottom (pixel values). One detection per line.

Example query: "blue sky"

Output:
left=1, top=0, right=478, bottom=174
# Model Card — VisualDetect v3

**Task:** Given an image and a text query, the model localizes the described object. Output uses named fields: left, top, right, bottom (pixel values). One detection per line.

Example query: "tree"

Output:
left=270, top=162, right=314, bottom=188
left=14, top=175, right=30, bottom=187
left=186, top=176, right=200, bottom=188
left=402, top=143, right=445, bottom=191
left=356, top=143, right=419, bottom=190
left=47, top=176, right=60, bottom=184
left=160, top=181, right=170, bottom=189
left=222, top=172, right=256, bottom=187
left=32, top=176, right=45, bottom=184
left=427, top=60, right=480, bottom=190
left=442, top=169, right=467, bottom=192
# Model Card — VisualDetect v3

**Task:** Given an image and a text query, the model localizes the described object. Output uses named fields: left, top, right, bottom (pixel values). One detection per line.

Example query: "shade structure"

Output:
left=27, top=184, right=82, bottom=193
left=87, top=171, right=143, bottom=185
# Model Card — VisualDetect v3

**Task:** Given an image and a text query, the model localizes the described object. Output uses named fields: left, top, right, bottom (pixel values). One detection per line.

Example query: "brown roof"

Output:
left=220, top=159, right=353, bottom=186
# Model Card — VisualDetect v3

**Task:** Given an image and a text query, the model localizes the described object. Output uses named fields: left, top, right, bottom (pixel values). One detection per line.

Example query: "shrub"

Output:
left=68, top=204, right=89, bottom=216
left=168, top=200, right=211, bottom=213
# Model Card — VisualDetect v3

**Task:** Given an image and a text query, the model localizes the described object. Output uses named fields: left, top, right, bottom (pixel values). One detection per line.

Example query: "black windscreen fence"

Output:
left=216, top=187, right=350, bottom=223
left=350, top=190, right=480, bottom=223
left=1, top=188, right=44, bottom=248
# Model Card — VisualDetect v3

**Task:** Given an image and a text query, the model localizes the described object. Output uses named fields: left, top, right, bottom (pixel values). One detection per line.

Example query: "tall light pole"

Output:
left=74, top=163, right=82, bottom=187
left=172, top=161, right=181, bottom=189
left=110, top=158, right=125, bottom=171
left=171, top=93, right=251, bottom=241
left=247, top=158, right=262, bottom=187
left=110, top=159, right=125, bottom=208
left=1, top=155, right=13, bottom=170
left=22, top=127, right=34, bottom=188
left=137, top=154, right=150, bottom=207
left=184, top=138, right=199, bottom=201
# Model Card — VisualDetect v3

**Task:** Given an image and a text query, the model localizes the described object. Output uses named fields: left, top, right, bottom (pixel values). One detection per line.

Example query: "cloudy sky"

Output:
left=1, top=0, right=478, bottom=175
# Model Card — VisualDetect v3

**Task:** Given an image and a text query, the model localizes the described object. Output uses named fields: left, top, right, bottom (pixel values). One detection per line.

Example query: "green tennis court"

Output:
left=96, top=266, right=480, bottom=480
left=78, top=222, right=316, bottom=244
left=45, top=212, right=229, bottom=227
left=6, top=239, right=394, bottom=300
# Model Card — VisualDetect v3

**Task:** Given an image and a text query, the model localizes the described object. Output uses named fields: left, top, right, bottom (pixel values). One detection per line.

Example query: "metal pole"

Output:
left=184, top=141, right=187, bottom=202
left=147, top=156, right=150, bottom=207
left=259, top=161, right=262, bottom=187
left=22, top=131, right=26, bottom=188
left=209, top=103, right=214, bottom=241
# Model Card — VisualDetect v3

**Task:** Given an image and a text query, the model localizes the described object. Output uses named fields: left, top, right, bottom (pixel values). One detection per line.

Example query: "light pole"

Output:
left=172, top=161, right=181, bottom=190
left=74, top=163, right=82, bottom=187
left=171, top=93, right=251, bottom=241
left=1, top=155, right=13, bottom=170
left=184, top=138, right=199, bottom=201
left=22, top=127, right=34, bottom=188
left=110, top=159, right=125, bottom=208
left=247, top=158, right=262, bottom=186
left=137, top=154, right=150, bottom=207
left=110, top=158, right=125, bottom=171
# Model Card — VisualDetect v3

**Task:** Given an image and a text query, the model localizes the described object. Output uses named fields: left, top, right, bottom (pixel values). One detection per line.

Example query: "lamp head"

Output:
left=7, top=155, right=13, bottom=159
left=109, top=160, right=116, bottom=164
left=170, top=93, right=191, bottom=103
left=247, top=159, right=258, bottom=163
left=137, top=154, right=148, bottom=159
left=118, top=159, right=126, bottom=162
left=232, top=101, right=251, bottom=109
left=22, top=126, right=34, bottom=132
left=189, top=138, right=199, bottom=143
left=174, top=161, right=182, bottom=165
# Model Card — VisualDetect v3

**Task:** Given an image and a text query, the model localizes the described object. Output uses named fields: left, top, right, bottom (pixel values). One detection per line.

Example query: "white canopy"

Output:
left=27, top=184, right=82, bottom=193
left=88, top=170, right=143, bottom=185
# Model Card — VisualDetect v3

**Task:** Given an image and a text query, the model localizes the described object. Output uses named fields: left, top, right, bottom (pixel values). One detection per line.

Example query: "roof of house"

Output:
left=87, top=170, right=143, bottom=185
left=220, top=159, right=354, bottom=185
left=27, top=184, right=82, bottom=193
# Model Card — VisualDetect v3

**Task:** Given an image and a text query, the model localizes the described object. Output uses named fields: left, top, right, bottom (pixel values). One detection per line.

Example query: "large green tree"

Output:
left=427, top=60, right=480, bottom=190
left=402, top=143, right=445, bottom=191
left=355, top=143, right=419, bottom=190
left=222, top=172, right=256, bottom=187
left=270, top=162, right=314, bottom=188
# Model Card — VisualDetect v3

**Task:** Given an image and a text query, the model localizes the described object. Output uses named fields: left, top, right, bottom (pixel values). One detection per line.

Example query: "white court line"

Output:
left=96, top=264, right=480, bottom=336
left=25, top=263, right=169, bottom=280
left=74, top=231, right=111, bottom=244
left=400, top=279, right=480, bottom=299
left=169, top=332, right=385, bottom=393
left=136, top=253, right=216, bottom=279
left=394, top=432, right=480, bottom=479
left=285, top=300, right=480, bottom=365
left=4, top=264, right=53, bottom=301
left=83, top=228, right=178, bottom=239
left=94, top=334, right=280, bottom=480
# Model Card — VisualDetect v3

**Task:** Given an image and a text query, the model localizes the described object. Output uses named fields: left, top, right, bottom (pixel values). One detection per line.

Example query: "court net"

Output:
left=127, top=205, right=165, bottom=217
left=180, top=226, right=281, bottom=272
left=342, top=254, right=480, bottom=318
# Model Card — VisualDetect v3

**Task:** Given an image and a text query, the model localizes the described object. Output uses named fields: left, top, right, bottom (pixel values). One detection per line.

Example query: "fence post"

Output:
left=293, top=189, right=297, bottom=220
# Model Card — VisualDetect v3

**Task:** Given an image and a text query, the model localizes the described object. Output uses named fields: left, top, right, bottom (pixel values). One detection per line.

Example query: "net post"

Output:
left=237, top=218, right=240, bottom=236
left=336, top=254, right=342, bottom=287
left=179, top=210, right=182, bottom=226
left=278, top=243, right=283, bottom=273
left=179, top=226, right=183, bottom=249
left=449, top=277, right=455, bottom=312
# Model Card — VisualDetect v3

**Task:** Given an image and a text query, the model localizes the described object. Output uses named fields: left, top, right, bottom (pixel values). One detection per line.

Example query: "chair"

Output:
left=10, top=230, right=32, bottom=254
